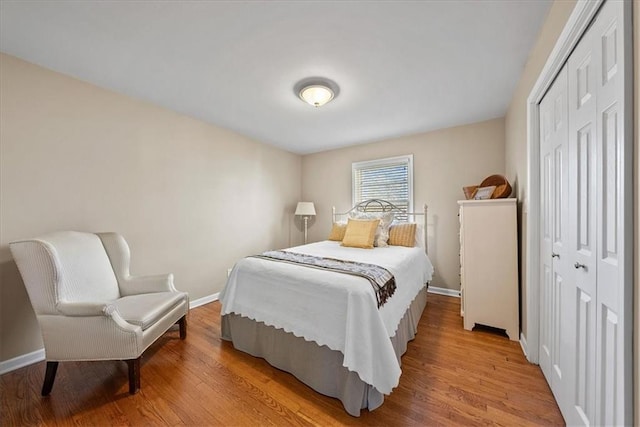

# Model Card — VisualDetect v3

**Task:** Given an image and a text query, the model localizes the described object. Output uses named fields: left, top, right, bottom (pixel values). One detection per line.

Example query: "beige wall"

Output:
left=505, top=0, right=638, bottom=420
left=0, top=54, right=302, bottom=362
left=302, top=118, right=505, bottom=291
left=504, top=0, right=577, bottom=337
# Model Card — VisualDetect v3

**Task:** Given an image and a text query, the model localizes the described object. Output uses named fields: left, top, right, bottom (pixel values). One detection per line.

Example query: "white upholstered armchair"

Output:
left=9, top=231, right=189, bottom=395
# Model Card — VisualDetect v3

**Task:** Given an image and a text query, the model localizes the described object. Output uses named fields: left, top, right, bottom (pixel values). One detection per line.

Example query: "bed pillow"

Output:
left=415, top=223, right=426, bottom=250
left=388, top=220, right=425, bottom=248
left=327, top=223, right=347, bottom=241
left=341, top=219, right=379, bottom=249
left=388, top=222, right=417, bottom=247
left=348, top=211, right=394, bottom=247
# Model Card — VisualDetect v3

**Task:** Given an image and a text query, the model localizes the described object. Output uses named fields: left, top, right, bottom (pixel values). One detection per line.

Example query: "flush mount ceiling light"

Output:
left=294, top=78, right=340, bottom=108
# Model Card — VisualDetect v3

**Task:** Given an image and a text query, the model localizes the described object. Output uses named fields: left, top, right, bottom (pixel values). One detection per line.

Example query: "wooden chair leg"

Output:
left=126, top=358, right=140, bottom=395
left=178, top=315, right=187, bottom=340
left=41, top=361, right=58, bottom=396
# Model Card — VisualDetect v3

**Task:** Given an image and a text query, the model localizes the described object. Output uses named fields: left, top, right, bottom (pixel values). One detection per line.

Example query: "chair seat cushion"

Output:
left=113, top=292, right=187, bottom=330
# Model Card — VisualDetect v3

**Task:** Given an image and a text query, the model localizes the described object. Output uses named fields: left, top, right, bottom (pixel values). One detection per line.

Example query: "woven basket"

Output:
left=480, top=175, right=512, bottom=198
left=463, top=185, right=478, bottom=200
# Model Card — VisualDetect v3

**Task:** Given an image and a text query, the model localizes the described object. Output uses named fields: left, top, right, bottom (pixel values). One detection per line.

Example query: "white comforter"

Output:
left=219, top=240, right=434, bottom=394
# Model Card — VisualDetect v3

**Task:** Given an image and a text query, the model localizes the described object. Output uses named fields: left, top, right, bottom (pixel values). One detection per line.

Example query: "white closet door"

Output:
left=538, top=64, right=571, bottom=410
left=568, top=20, right=598, bottom=425
left=565, top=1, right=632, bottom=425
left=539, top=1, right=632, bottom=425
left=591, top=1, right=632, bottom=424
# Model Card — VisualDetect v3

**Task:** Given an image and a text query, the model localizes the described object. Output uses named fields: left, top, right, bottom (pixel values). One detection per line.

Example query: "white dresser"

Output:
left=458, top=198, right=519, bottom=341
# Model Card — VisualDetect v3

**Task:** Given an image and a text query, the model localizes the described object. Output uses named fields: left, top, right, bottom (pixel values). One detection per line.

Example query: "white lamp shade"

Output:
left=295, top=202, right=316, bottom=216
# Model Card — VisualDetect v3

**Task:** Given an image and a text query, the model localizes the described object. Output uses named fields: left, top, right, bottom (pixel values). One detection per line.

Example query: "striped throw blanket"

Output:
left=251, top=250, right=396, bottom=308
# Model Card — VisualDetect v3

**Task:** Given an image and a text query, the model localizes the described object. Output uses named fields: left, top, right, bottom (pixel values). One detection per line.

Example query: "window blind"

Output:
left=352, top=155, right=413, bottom=220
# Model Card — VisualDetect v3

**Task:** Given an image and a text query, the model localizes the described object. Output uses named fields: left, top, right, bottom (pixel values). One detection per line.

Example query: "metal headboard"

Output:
left=332, top=199, right=428, bottom=255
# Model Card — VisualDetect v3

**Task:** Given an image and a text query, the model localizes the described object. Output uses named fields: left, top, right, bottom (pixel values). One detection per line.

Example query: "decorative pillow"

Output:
left=349, top=211, right=394, bottom=247
left=388, top=222, right=417, bottom=247
left=327, top=223, right=347, bottom=241
left=341, top=219, right=379, bottom=249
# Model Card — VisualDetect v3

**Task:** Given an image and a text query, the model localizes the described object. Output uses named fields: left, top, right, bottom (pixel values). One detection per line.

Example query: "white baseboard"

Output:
left=190, top=292, right=219, bottom=309
left=0, top=348, right=45, bottom=375
left=427, top=285, right=461, bottom=298
left=520, top=332, right=529, bottom=359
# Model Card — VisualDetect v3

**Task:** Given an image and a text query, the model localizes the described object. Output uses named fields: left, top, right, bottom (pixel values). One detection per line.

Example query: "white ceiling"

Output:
left=0, top=1, right=552, bottom=155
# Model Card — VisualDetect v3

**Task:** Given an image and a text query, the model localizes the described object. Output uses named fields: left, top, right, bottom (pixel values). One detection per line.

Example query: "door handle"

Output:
left=552, top=253, right=560, bottom=258
left=574, top=262, right=586, bottom=270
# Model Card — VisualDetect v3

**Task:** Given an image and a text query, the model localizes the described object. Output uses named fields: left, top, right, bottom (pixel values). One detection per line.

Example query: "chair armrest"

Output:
left=119, top=273, right=177, bottom=296
left=54, top=301, right=139, bottom=333
left=55, top=301, right=113, bottom=317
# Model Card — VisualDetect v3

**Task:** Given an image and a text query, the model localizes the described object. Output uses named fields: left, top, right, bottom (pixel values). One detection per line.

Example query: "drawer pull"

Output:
left=552, top=253, right=560, bottom=258
left=574, top=262, right=586, bottom=270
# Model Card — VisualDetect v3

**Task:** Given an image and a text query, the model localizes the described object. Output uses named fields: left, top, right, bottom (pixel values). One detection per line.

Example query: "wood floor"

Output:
left=1, top=294, right=564, bottom=426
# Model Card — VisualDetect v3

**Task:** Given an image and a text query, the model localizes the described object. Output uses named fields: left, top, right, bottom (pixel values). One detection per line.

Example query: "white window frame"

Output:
left=351, top=154, right=414, bottom=213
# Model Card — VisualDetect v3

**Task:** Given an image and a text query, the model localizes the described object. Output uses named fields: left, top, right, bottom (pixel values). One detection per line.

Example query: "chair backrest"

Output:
left=96, top=232, right=132, bottom=285
left=10, top=231, right=120, bottom=315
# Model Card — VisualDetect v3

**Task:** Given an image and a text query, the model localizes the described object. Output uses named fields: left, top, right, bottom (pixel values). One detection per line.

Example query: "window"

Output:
left=352, top=155, right=413, bottom=219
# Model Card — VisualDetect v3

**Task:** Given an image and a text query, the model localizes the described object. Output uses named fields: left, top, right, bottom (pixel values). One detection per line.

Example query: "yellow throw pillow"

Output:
left=328, top=223, right=347, bottom=241
left=341, top=219, right=379, bottom=249
left=388, top=223, right=417, bottom=247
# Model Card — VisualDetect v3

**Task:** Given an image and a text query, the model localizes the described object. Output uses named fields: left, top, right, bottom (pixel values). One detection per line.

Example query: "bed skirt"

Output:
left=220, top=285, right=428, bottom=416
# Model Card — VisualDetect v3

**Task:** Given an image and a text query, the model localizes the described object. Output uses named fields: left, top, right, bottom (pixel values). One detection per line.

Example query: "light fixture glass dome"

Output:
left=294, top=78, right=339, bottom=108
left=299, top=85, right=334, bottom=107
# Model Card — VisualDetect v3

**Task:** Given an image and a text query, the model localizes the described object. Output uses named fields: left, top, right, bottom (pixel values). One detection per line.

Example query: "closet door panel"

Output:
left=576, top=126, right=595, bottom=258
left=599, top=104, right=620, bottom=284
left=539, top=64, right=571, bottom=414
left=538, top=88, right=553, bottom=381
left=592, top=1, right=629, bottom=423
left=600, top=307, right=618, bottom=425
left=551, top=70, right=570, bottom=398
left=575, top=289, right=594, bottom=426
left=597, top=104, right=621, bottom=424
left=568, top=24, right=597, bottom=426
left=597, top=14, right=621, bottom=301
left=572, top=121, right=597, bottom=425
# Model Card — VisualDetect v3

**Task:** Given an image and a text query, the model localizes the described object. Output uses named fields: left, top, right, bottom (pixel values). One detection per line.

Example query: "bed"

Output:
left=219, top=199, right=434, bottom=416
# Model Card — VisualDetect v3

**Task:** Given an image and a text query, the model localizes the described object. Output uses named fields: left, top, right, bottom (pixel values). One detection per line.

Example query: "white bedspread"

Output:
left=219, top=241, right=434, bottom=395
